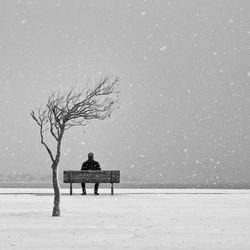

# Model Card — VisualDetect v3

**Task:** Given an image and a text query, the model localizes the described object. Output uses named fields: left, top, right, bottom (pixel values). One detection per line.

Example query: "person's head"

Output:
left=88, top=152, right=94, bottom=160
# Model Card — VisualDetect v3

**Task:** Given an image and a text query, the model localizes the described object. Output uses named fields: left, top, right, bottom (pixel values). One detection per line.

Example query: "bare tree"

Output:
left=31, top=75, right=119, bottom=216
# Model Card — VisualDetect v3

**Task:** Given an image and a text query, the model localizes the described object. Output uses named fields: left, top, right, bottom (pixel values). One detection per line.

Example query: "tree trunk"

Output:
left=52, top=167, right=61, bottom=216
left=52, top=128, right=64, bottom=217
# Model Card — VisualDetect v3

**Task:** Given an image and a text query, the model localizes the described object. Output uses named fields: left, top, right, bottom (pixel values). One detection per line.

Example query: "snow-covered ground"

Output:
left=1, top=189, right=250, bottom=250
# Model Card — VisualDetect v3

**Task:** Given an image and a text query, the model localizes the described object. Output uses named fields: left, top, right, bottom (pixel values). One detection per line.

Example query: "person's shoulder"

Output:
left=82, top=160, right=89, bottom=167
left=93, top=160, right=101, bottom=170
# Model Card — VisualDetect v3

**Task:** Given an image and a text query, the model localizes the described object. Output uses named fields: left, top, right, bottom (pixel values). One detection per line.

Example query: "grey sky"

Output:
left=0, top=0, right=250, bottom=184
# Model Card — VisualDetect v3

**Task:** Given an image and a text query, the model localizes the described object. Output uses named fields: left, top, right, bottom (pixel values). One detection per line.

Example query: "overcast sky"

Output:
left=0, top=0, right=250, bottom=184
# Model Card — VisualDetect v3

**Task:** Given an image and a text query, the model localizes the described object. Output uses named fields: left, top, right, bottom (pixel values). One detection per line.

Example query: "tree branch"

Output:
left=31, top=110, right=55, bottom=163
left=31, top=74, right=119, bottom=166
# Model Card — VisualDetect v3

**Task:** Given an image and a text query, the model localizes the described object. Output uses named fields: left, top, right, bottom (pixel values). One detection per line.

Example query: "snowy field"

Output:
left=1, top=189, right=250, bottom=250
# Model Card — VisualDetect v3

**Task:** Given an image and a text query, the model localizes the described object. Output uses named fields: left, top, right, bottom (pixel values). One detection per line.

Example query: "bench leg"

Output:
left=70, top=183, right=73, bottom=195
left=111, top=183, right=114, bottom=195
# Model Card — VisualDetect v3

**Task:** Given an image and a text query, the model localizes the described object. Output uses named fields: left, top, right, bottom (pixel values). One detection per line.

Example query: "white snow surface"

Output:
left=1, top=189, right=250, bottom=250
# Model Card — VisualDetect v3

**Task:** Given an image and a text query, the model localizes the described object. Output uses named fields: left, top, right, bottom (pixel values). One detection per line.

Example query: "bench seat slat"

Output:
left=63, top=170, right=120, bottom=183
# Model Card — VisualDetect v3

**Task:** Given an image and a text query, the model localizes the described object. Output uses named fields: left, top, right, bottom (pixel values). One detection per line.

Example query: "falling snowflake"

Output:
left=160, top=45, right=168, bottom=51
left=141, top=11, right=146, bottom=16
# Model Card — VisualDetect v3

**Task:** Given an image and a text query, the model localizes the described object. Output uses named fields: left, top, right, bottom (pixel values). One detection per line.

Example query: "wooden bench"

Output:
left=63, top=170, right=120, bottom=195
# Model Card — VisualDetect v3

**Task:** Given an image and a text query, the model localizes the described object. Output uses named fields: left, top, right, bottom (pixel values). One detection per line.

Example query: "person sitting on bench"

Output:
left=81, top=152, right=101, bottom=195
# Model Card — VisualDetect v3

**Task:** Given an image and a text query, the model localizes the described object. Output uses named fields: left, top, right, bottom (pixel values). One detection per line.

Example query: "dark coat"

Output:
left=81, top=159, right=101, bottom=171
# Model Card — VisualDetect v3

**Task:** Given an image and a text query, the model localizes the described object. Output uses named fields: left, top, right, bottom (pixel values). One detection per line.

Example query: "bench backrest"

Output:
left=63, top=170, right=120, bottom=183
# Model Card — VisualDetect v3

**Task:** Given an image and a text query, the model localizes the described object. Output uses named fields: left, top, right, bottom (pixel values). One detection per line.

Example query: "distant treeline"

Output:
left=1, top=173, right=250, bottom=189
left=1, top=181, right=250, bottom=189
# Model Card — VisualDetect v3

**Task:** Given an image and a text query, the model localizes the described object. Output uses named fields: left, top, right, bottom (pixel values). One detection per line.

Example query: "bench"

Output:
left=63, top=170, right=120, bottom=195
